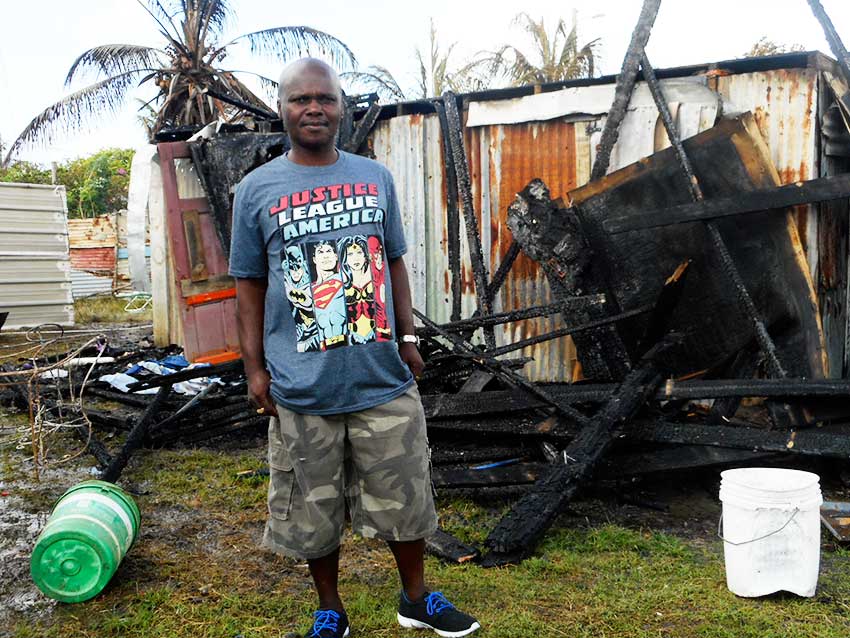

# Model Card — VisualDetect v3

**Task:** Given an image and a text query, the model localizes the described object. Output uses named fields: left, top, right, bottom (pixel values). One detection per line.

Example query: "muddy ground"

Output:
left=3, top=343, right=850, bottom=638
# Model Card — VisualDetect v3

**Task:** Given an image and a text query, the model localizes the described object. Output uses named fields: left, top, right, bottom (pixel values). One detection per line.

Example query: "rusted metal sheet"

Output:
left=67, top=215, right=118, bottom=248
left=468, top=121, right=581, bottom=381
left=69, top=247, right=115, bottom=274
left=715, top=69, right=819, bottom=272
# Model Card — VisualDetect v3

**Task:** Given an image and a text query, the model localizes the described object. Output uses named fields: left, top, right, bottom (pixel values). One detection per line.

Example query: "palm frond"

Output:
left=225, top=26, right=356, bottom=70
left=4, top=71, right=144, bottom=165
left=138, top=0, right=187, bottom=54
left=196, top=0, right=231, bottom=48
left=226, top=70, right=280, bottom=104
left=65, top=45, right=165, bottom=86
left=341, top=67, right=406, bottom=101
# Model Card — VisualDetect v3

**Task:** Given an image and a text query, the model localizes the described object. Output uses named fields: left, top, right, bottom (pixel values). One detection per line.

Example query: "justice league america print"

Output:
left=282, top=235, right=391, bottom=352
left=269, top=180, right=398, bottom=352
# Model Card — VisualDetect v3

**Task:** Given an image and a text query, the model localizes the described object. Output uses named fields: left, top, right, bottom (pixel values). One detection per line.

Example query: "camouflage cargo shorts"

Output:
left=262, top=385, right=438, bottom=560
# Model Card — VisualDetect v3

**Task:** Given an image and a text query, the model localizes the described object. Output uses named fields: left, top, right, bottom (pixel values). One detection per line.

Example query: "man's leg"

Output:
left=308, top=546, right=344, bottom=612
left=387, top=538, right=426, bottom=602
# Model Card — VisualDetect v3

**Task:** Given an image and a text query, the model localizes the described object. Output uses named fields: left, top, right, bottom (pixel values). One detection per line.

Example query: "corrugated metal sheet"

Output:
left=67, top=215, right=117, bottom=248
left=0, top=183, right=74, bottom=328
left=716, top=69, right=819, bottom=275
left=71, top=269, right=114, bottom=298
left=368, top=65, right=826, bottom=382
left=70, top=247, right=115, bottom=273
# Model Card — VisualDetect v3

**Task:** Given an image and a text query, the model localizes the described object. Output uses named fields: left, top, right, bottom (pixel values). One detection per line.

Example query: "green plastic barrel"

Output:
left=30, top=480, right=141, bottom=603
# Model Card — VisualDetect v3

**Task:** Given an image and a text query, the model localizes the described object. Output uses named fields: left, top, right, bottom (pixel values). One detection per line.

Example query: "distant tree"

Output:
left=4, top=0, right=355, bottom=166
left=476, top=11, right=599, bottom=87
left=58, top=148, right=134, bottom=218
left=0, top=161, right=53, bottom=185
left=744, top=37, right=805, bottom=58
left=343, top=19, right=487, bottom=101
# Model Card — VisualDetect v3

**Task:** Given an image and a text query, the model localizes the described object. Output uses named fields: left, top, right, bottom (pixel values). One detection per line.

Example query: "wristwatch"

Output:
left=400, top=334, right=420, bottom=346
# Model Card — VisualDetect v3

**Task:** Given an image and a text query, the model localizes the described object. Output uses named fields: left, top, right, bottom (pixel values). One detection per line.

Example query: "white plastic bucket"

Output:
left=719, top=467, right=822, bottom=597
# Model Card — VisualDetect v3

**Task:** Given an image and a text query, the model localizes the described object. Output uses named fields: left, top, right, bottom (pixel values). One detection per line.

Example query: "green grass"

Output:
left=4, top=430, right=850, bottom=638
left=74, top=294, right=152, bottom=324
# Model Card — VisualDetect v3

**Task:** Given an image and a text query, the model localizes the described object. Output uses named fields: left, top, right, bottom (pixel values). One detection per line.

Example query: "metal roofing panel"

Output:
left=68, top=215, right=117, bottom=248
left=468, top=120, right=581, bottom=381
left=70, top=247, right=115, bottom=273
left=70, top=269, right=114, bottom=298
left=0, top=183, right=73, bottom=328
left=371, top=114, right=436, bottom=314
left=716, top=68, right=819, bottom=275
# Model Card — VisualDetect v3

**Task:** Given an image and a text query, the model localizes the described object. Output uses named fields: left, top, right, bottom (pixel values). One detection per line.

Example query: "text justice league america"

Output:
left=269, top=182, right=385, bottom=241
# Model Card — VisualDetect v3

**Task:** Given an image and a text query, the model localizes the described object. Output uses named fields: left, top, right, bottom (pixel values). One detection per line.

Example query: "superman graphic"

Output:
left=309, top=240, right=348, bottom=350
left=368, top=236, right=392, bottom=341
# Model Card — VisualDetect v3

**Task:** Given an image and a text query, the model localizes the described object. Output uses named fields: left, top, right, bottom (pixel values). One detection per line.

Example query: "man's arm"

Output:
left=236, top=277, right=278, bottom=417
left=389, top=256, right=425, bottom=378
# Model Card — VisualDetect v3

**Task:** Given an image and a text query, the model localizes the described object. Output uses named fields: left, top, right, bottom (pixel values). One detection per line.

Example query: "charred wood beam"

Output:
left=486, top=241, right=521, bottom=306
left=433, top=462, right=545, bottom=488
left=807, top=0, right=850, bottom=96
left=481, top=334, right=678, bottom=566
left=603, top=173, right=850, bottom=234
left=203, top=87, right=278, bottom=119
left=590, top=0, right=662, bottom=180
left=424, top=378, right=850, bottom=420
left=482, top=304, right=652, bottom=359
left=101, top=384, right=171, bottom=483
left=85, top=387, right=155, bottom=409
left=633, top=420, right=850, bottom=459
left=126, top=359, right=244, bottom=390
left=168, top=415, right=266, bottom=445
left=434, top=100, right=463, bottom=322
left=416, top=296, right=606, bottom=337
left=414, top=308, right=590, bottom=426
left=636, top=261, right=690, bottom=356
left=640, top=52, right=788, bottom=382
left=69, top=424, right=114, bottom=468
left=426, top=528, right=479, bottom=564
left=342, top=100, right=382, bottom=154
left=442, top=92, right=495, bottom=347
left=599, top=446, right=775, bottom=479
left=427, top=414, right=560, bottom=438
left=430, top=445, right=532, bottom=466
left=507, top=180, right=632, bottom=380
left=84, top=407, right=136, bottom=432
left=708, top=347, right=760, bottom=425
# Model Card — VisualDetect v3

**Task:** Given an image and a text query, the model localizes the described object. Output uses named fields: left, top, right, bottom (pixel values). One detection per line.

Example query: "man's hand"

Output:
left=399, top=342, right=425, bottom=380
left=247, top=369, right=278, bottom=417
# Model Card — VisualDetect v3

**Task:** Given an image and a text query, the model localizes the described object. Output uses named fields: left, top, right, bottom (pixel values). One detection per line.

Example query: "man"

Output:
left=229, top=58, right=480, bottom=638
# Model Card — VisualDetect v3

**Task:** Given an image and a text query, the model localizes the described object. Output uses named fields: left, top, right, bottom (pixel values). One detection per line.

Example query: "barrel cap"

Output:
left=30, top=534, right=114, bottom=603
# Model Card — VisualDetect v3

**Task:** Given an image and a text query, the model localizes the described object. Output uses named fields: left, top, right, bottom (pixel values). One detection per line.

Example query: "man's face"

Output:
left=314, top=243, right=337, bottom=272
left=280, top=67, right=341, bottom=153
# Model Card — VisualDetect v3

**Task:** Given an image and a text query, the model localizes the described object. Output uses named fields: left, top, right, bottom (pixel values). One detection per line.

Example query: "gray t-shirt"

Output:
left=229, top=150, right=414, bottom=414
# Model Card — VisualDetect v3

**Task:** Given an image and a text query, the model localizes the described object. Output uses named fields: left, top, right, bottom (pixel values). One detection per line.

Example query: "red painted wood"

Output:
left=158, top=141, right=241, bottom=363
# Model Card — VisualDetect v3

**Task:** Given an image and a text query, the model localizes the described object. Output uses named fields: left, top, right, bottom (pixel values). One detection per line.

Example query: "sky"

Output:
left=1, top=0, right=848, bottom=166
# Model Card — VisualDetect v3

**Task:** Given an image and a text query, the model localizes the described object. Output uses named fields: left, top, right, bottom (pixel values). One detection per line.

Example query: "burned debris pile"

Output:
left=4, top=0, right=850, bottom=573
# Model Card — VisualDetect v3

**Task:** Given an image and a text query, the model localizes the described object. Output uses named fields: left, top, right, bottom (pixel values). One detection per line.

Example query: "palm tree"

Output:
left=343, top=19, right=486, bottom=101
left=478, top=11, right=598, bottom=87
left=3, top=0, right=355, bottom=165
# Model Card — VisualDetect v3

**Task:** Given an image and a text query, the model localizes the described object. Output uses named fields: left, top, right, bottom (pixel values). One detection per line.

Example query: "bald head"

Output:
left=277, top=58, right=342, bottom=110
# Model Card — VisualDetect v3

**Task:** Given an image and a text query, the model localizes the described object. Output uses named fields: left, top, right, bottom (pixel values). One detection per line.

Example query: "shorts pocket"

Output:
left=268, top=465, right=296, bottom=521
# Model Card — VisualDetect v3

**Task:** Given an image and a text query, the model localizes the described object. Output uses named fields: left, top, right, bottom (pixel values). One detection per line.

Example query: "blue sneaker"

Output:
left=397, top=591, right=480, bottom=637
left=306, top=608, right=349, bottom=638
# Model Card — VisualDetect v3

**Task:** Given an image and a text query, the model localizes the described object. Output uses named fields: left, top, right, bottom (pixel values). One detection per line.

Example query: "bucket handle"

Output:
left=717, top=509, right=799, bottom=546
